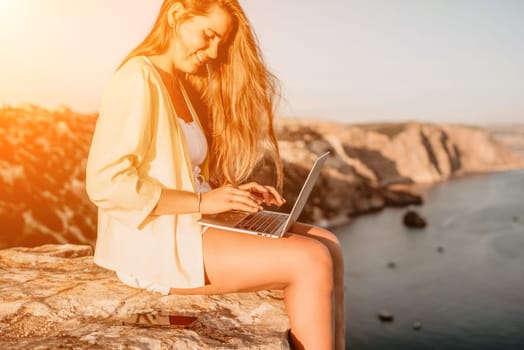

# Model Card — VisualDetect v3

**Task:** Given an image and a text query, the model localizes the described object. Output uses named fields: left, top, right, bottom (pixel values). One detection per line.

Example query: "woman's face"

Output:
left=170, top=4, right=233, bottom=74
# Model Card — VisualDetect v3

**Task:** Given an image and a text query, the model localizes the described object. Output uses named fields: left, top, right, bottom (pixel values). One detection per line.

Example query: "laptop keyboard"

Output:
left=234, top=211, right=287, bottom=234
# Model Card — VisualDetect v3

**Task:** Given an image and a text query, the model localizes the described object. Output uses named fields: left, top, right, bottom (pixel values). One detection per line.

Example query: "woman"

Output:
left=86, top=1, right=345, bottom=349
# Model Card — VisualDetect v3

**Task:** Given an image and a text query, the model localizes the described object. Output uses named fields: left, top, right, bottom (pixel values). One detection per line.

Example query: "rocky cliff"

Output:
left=1, top=105, right=523, bottom=249
left=0, top=244, right=290, bottom=349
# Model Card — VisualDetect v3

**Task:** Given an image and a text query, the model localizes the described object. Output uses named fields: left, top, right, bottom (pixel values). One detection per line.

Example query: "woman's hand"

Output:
left=199, top=182, right=286, bottom=215
left=238, top=182, right=286, bottom=207
left=199, top=185, right=264, bottom=215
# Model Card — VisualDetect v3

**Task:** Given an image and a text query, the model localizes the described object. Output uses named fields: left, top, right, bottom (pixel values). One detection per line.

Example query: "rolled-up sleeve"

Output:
left=86, top=63, right=162, bottom=229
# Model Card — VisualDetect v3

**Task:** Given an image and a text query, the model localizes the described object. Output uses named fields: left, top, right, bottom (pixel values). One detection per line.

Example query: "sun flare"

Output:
left=0, top=1, right=22, bottom=25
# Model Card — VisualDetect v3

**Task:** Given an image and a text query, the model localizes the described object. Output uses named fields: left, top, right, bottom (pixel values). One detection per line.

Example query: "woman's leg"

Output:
left=170, top=228, right=334, bottom=350
left=289, top=223, right=346, bottom=350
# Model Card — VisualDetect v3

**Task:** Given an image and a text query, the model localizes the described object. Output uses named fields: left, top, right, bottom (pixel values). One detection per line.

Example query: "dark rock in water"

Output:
left=436, top=246, right=445, bottom=253
left=403, top=210, right=427, bottom=228
left=412, top=321, right=422, bottom=330
left=377, top=310, right=394, bottom=322
left=387, top=261, right=397, bottom=268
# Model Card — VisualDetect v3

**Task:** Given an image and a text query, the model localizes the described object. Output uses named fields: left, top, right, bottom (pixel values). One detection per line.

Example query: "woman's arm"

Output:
left=86, top=63, right=161, bottom=229
left=153, top=185, right=269, bottom=215
left=153, top=180, right=286, bottom=215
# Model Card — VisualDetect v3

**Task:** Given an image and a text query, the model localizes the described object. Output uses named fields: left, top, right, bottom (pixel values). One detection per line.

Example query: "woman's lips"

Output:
left=195, top=53, right=205, bottom=65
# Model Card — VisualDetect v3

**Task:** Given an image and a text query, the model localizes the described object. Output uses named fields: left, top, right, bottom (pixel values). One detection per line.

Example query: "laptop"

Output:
left=197, top=152, right=330, bottom=238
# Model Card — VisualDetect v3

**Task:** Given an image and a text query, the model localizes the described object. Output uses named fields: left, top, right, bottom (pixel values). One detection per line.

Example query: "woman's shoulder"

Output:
left=101, top=56, right=161, bottom=100
left=113, top=56, right=157, bottom=82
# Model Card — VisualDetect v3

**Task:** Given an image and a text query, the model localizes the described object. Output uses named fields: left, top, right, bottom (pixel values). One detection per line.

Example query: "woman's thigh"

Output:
left=170, top=227, right=333, bottom=295
left=290, top=222, right=341, bottom=247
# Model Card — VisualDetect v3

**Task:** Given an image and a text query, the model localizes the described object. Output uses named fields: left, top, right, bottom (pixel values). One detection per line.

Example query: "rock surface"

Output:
left=0, top=244, right=290, bottom=349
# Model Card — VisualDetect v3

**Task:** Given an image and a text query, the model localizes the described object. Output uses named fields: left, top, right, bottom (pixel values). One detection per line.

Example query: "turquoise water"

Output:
left=334, top=169, right=524, bottom=350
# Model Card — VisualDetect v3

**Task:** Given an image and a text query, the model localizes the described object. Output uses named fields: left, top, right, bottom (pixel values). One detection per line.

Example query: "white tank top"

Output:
left=178, top=118, right=212, bottom=192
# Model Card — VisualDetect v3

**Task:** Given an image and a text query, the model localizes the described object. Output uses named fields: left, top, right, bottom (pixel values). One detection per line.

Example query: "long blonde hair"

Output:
left=121, top=0, right=283, bottom=190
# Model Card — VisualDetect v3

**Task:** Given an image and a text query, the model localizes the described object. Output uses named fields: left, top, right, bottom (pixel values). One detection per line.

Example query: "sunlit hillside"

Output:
left=0, top=105, right=97, bottom=248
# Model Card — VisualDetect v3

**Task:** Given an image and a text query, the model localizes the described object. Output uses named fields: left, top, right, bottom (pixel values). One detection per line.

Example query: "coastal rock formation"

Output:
left=0, top=244, right=290, bottom=349
left=275, top=119, right=524, bottom=185
left=269, top=118, right=523, bottom=225
left=1, top=105, right=523, bottom=249
left=488, top=124, right=524, bottom=159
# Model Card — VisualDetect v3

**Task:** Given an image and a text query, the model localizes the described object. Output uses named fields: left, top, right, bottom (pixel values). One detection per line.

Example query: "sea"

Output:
left=333, top=169, right=524, bottom=350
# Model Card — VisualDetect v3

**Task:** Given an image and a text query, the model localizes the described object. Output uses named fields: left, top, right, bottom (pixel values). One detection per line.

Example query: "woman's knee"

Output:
left=310, top=226, right=342, bottom=248
left=294, top=225, right=344, bottom=268
left=290, top=238, right=334, bottom=292
left=322, top=230, right=344, bottom=267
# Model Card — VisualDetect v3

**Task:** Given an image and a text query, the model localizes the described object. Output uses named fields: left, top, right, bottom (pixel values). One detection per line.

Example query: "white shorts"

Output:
left=116, top=271, right=171, bottom=295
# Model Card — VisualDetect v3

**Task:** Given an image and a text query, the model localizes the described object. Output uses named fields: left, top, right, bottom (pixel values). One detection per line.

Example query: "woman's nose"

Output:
left=206, top=41, right=219, bottom=60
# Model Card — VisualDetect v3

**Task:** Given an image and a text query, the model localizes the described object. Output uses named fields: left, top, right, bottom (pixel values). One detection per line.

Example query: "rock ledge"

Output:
left=0, top=244, right=290, bottom=349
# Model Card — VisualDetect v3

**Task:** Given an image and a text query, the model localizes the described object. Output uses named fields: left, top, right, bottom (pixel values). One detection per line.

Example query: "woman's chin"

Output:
left=183, top=62, right=202, bottom=74
left=184, top=64, right=207, bottom=76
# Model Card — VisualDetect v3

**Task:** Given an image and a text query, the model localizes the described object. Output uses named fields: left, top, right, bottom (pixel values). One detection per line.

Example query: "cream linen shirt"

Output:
left=86, top=56, right=208, bottom=289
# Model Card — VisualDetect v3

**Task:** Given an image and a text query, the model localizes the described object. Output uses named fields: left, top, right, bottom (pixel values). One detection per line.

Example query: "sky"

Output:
left=0, top=0, right=523, bottom=125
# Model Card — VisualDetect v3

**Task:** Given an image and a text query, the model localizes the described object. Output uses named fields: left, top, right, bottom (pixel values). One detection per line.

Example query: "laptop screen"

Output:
left=280, top=151, right=330, bottom=234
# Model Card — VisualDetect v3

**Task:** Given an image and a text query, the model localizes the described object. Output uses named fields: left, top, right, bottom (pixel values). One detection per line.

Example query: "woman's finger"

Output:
left=264, top=185, right=286, bottom=206
left=234, top=186, right=266, bottom=204
left=229, top=190, right=263, bottom=210
left=239, top=182, right=283, bottom=205
left=238, top=182, right=268, bottom=195
left=229, top=187, right=262, bottom=202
